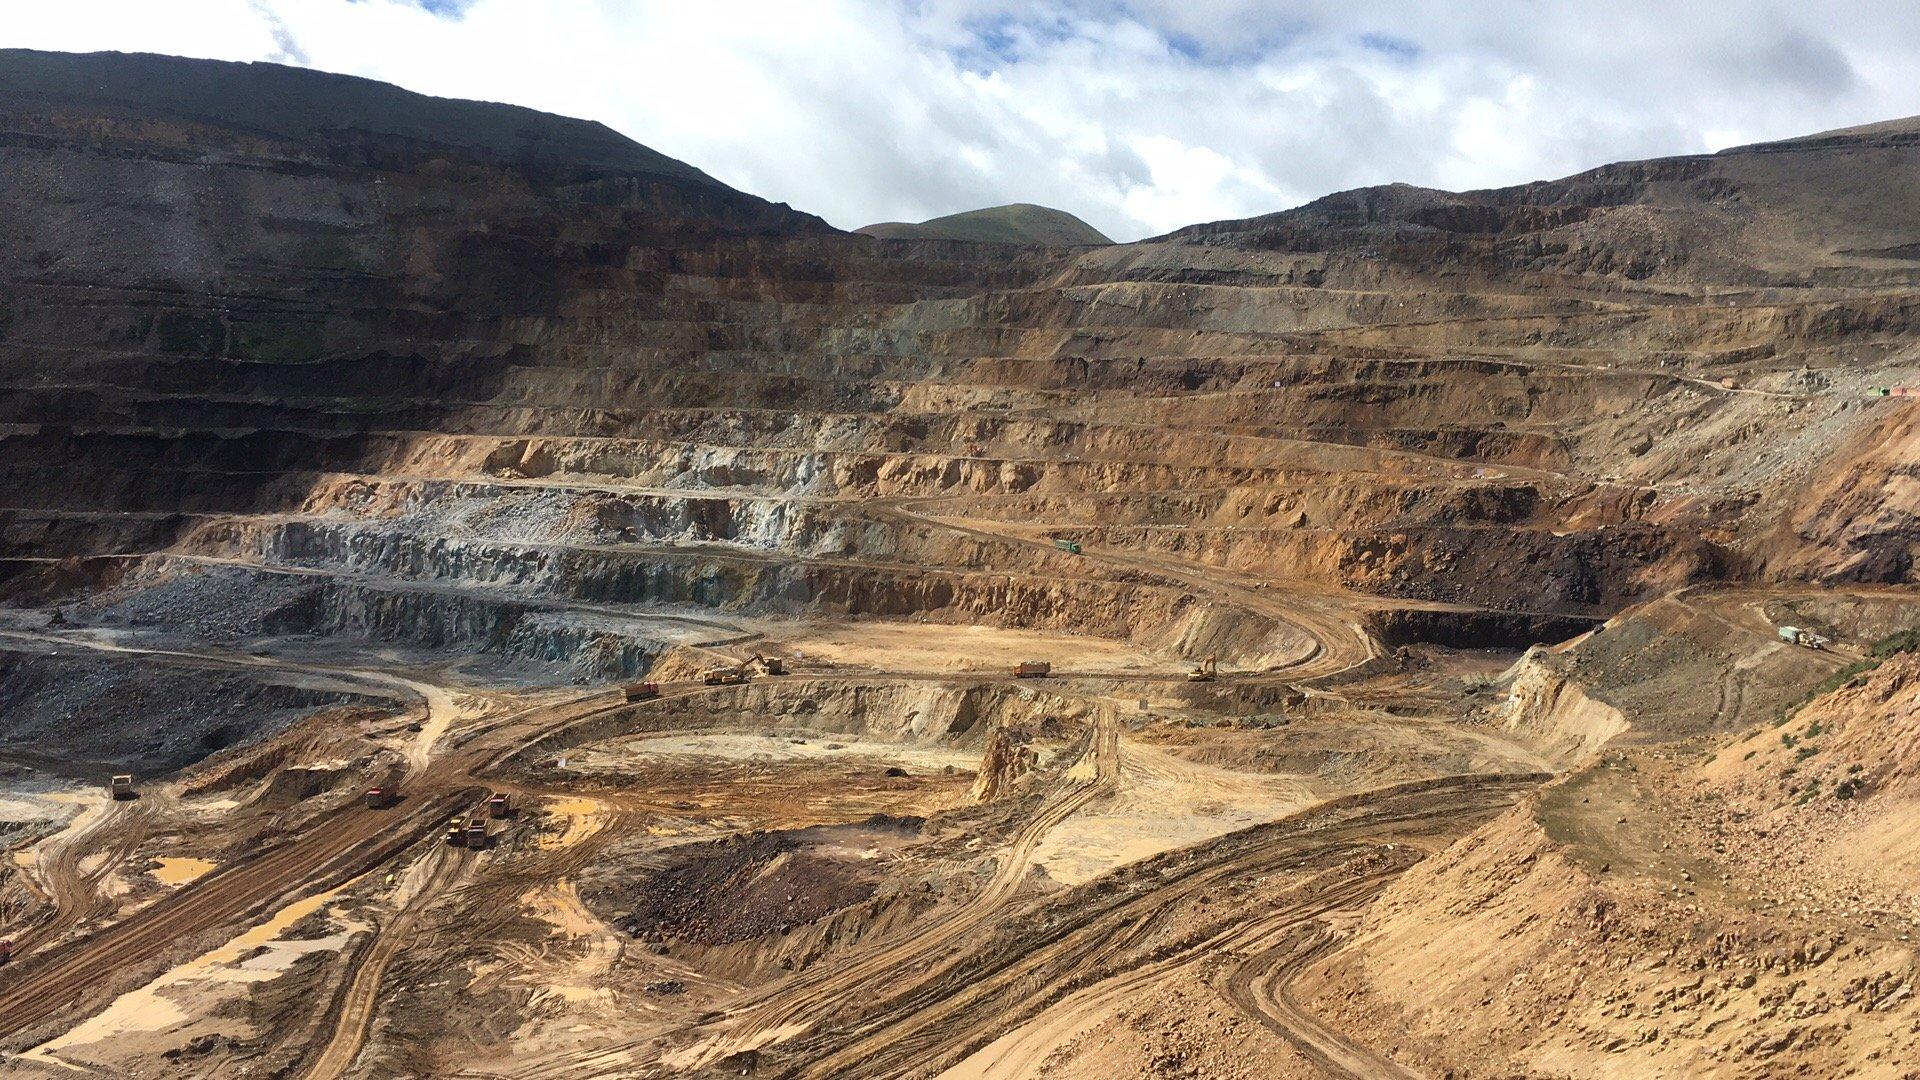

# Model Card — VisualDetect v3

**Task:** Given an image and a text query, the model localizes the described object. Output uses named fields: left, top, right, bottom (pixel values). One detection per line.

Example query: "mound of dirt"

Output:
left=607, top=830, right=885, bottom=946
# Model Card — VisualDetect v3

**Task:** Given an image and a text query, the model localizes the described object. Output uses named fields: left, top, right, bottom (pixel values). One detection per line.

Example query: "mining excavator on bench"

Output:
left=702, top=654, right=787, bottom=685
left=1186, top=655, right=1218, bottom=682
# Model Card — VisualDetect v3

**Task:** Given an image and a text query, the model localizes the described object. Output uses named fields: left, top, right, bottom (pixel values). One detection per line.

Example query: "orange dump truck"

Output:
left=1013, top=661, right=1052, bottom=678
left=623, top=680, right=660, bottom=702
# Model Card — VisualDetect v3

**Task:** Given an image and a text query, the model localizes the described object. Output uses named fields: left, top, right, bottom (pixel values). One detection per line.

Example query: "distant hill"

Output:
left=857, top=203, right=1112, bottom=246
left=0, top=48, right=722, bottom=186
left=1162, top=115, right=1920, bottom=282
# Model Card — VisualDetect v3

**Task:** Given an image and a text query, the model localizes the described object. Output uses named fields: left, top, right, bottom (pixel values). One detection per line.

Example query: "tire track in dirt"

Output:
left=5, top=798, right=152, bottom=958
left=298, top=843, right=474, bottom=1080
left=0, top=634, right=660, bottom=1048
left=0, top=789, right=468, bottom=1044
left=1222, top=928, right=1424, bottom=1080
left=780, top=774, right=1538, bottom=1079
left=938, top=871, right=1393, bottom=1079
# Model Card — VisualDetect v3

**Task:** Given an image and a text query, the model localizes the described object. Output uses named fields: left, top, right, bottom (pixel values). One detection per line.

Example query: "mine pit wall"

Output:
left=167, top=519, right=1311, bottom=665
left=1366, top=608, right=1604, bottom=652
left=502, top=680, right=1100, bottom=773
left=0, top=510, right=196, bottom=561
left=92, top=559, right=665, bottom=682
left=169, top=454, right=1721, bottom=625
left=943, top=479, right=1560, bottom=531
left=2, top=76, right=1052, bottom=567
left=1762, top=403, right=1920, bottom=585
left=15, top=51, right=1912, bottom=704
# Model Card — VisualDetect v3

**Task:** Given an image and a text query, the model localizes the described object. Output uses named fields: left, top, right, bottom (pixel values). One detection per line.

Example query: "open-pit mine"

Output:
left=1, top=48, right=1918, bottom=1079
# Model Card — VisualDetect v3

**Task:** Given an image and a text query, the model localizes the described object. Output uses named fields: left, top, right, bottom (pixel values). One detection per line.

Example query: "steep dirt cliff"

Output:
left=1303, top=649, right=1920, bottom=1078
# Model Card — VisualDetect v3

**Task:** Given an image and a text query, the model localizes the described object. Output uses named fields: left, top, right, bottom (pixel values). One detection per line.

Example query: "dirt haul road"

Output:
left=869, top=497, right=1380, bottom=681
left=0, top=783, right=470, bottom=1043
left=781, top=773, right=1542, bottom=1079
left=489, top=772, right=1535, bottom=1080
left=299, top=843, right=474, bottom=1080
left=0, top=669, right=636, bottom=1047
left=4, top=798, right=153, bottom=959
left=1222, top=929, right=1422, bottom=1080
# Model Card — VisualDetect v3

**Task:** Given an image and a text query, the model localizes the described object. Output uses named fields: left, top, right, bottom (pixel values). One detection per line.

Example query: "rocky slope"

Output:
left=1303, top=644, right=1920, bottom=1078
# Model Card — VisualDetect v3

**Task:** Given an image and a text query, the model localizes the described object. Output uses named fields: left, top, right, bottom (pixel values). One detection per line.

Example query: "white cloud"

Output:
left=4, top=1, right=1920, bottom=240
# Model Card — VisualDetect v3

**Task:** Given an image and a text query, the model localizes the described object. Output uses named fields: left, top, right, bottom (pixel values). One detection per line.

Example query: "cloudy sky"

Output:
left=5, top=1, right=1918, bottom=240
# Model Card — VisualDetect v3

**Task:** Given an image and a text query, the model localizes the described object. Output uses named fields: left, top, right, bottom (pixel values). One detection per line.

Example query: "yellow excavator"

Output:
left=1186, top=655, right=1218, bottom=682
left=702, top=654, right=786, bottom=685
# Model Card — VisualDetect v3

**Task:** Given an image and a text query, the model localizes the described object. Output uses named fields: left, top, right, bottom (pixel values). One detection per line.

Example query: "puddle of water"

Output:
left=152, top=856, right=218, bottom=885
left=23, top=880, right=361, bottom=1065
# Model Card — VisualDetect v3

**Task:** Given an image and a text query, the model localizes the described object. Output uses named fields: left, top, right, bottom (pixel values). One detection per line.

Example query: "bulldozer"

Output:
left=1186, top=655, right=1218, bottom=682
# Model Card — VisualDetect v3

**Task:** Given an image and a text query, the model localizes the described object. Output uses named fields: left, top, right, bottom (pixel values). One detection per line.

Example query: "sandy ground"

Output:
left=764, top=620, right=1171, bottom=674
left=595, top=731, right=980, bottom=771
left=1030, top=740, right=1317, bottom=884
